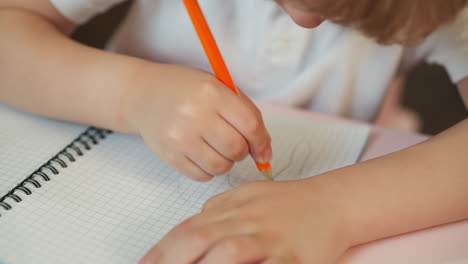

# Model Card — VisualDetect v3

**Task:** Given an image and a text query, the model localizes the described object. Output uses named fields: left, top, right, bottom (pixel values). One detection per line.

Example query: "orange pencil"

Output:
left=182, top=0, right=273, bottom=180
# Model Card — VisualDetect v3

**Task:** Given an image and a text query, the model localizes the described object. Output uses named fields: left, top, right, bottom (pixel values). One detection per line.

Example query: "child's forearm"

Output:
left=316, top=119, right=468, bottom=247
left=0, top=8, right=146, bottom=133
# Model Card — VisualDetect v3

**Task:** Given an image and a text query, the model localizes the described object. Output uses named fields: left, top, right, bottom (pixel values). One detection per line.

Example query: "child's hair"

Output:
left=313, top=0, right=468, bottom=45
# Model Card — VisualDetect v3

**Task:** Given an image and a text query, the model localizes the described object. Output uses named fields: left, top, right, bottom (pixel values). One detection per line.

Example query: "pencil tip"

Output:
left=261, top=169, right=273, bottom=181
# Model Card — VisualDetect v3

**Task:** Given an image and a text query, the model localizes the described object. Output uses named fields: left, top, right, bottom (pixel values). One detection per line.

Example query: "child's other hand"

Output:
left=139, top=179, right=351, bottom=264
left=123, top=64, right=272, bottom=182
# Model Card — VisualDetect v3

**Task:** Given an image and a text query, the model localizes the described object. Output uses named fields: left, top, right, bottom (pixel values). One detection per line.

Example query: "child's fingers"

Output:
left=202, top=191, right=233, bottom=211
left=261, top=256, right=295, bottom=264
left=158, top=151, right=213, bottom=182
left=185, top=137, right=235, bottom=176
left=203, top=180, right=275, bottom=211
left=141, top=219, right=252, bottom=264
left=183, top=155, right=216, bottom=181
left=201, top=115, right=249, bottom=162
left=197, top=234, right=270, bottom=264
left=202, top=191, right=251, bottom=213
left=217, top=97, right=272, bottom=163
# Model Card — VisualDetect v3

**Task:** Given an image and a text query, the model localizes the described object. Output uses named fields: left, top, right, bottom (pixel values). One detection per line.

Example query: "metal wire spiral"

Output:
left=0, top=127, right=112, bottom=217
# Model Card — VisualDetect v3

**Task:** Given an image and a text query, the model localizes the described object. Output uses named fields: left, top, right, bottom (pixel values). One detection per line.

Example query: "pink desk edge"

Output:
left=260, top=103, right=468, bottom=264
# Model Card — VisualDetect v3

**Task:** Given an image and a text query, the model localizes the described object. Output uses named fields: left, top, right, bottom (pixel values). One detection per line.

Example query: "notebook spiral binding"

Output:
left=0, top=127, right=112, bottom=218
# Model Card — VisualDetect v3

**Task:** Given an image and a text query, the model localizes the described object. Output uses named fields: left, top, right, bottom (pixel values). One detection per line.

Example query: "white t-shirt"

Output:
left=50, top=0, right=468, bottom=121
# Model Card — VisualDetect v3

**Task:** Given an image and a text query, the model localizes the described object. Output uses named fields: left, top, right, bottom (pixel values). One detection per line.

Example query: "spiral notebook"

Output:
left=0, top=104, right=370, bottom=264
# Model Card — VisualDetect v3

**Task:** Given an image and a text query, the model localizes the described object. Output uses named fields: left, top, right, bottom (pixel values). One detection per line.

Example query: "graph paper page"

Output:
left=0, top=114, right=369, bottom=264
left=0, top=104, right=86, bottom=198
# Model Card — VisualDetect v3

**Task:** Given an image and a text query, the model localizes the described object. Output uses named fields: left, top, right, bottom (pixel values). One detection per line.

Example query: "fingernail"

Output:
left=259, top=146, right=272, bottom=163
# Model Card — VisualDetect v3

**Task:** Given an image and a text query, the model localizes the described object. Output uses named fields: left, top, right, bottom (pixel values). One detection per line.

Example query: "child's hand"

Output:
left=139, top=179, right=352, bottom=264
left=123, top=64, right=272, bottom=182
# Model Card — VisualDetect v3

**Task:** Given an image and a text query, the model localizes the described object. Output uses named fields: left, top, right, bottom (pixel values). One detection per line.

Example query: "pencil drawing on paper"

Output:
left=226, top=136, right=316, bottom=187
left=175, top=117, right=366, bottom=200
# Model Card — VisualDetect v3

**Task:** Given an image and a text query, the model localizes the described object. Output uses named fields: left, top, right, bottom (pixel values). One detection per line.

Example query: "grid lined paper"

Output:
left=0, top=104, right=86, bottom=197
left=0, top=114, right=369, bottom=264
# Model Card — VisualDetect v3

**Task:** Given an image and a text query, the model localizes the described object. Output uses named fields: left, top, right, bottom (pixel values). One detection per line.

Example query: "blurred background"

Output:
left=71, top=1, right=467, bottom=136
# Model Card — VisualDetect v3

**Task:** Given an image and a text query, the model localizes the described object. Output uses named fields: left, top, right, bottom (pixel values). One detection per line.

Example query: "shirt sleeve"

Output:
left=48, top=0, right=126, bottom=25
left=414, top=22, right=468, bottom=83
